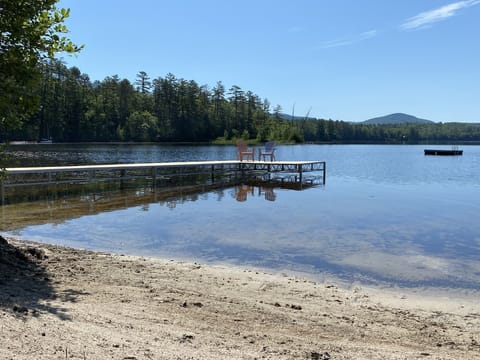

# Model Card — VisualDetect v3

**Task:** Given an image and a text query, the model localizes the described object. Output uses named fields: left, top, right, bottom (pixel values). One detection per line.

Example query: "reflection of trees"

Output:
left=1, top=181, right=229, bottom=231
left=1, top=177, right=298, bottom=231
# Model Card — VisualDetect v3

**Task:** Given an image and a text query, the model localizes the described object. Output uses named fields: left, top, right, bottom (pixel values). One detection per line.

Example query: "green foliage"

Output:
left=2, top=63, right=272, bottom=143
left=0, top=144, right=9, bottom=180
left=126, top=111, right=158, bottom=141
left=3, top=62, right=480, bottom=144
left=0, top=0, right=82, bottom=131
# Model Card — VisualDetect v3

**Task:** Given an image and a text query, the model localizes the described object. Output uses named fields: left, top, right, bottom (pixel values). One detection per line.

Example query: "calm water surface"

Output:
left=3, top=144, right=480, bottom=289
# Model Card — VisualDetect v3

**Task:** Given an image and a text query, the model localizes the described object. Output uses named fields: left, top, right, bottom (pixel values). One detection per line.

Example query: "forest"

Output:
left=2, top=59, right=480, bottom=144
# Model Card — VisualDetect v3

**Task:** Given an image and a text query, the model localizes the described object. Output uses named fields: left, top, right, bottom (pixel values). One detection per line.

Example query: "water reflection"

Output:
left=3, top=144, right=480, bottom=290
left=0, top=180, right=290, bottom=232
left=235, top=185, right=276, bottom=202
left=3, top=178, right=480, bottom=290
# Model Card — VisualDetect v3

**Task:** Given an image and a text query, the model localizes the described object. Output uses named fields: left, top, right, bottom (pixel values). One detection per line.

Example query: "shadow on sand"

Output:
left=0, top=236, right=81, bottom=320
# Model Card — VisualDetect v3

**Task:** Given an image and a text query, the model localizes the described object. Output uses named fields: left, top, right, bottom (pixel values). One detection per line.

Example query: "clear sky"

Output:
left=58, top=0, right=480, bottom=123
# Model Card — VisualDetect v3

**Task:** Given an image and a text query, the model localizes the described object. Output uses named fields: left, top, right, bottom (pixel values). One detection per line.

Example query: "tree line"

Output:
left=2, top=59, right=480, bottom=144
left=299, top=119, right=480, bottom=144
left=1, top=60, right=274, bottom=143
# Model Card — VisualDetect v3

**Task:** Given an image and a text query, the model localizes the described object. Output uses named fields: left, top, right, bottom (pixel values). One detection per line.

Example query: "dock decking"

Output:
left=1, top=159, right=326, bottom=198
left=4, top=160, right=325, bottom=176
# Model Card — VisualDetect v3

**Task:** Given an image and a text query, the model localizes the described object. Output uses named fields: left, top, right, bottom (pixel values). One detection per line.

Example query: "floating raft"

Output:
left=424, top=149, right=463, bottom=156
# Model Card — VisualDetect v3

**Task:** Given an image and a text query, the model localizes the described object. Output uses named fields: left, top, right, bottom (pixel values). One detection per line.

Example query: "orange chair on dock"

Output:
left=236, top=141, right=254, bottom=161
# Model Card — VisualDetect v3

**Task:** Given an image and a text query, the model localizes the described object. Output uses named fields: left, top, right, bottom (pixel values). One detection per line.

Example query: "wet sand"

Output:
left=1, top=236, right=479, bottom=359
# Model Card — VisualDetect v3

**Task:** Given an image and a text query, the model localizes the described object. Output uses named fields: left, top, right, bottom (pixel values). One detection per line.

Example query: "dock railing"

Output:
left=1, top=160, right=326, bottom=205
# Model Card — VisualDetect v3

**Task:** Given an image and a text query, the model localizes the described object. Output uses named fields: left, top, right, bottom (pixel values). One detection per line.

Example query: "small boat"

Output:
left=39, top=138, right=53, bottom=144
left=424, top=146, right=463, bottom=156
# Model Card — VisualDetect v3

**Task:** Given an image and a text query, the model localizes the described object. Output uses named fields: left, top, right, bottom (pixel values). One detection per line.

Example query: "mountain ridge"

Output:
left=363, top=113, right=434, bottom=125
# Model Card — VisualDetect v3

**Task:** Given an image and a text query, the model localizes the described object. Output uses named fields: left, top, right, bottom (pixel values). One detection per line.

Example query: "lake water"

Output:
left=2, top=144, right=480, bottom=289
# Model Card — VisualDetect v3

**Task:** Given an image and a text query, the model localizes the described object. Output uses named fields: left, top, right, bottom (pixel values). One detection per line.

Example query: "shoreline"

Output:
left=1, top=236, right=479, bottom=359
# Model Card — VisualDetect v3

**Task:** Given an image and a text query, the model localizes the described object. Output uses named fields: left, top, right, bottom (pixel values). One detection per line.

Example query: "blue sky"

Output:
left=58, top=0, right=480, bottom=123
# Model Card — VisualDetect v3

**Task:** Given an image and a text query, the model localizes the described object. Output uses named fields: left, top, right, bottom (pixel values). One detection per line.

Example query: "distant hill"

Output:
left=363, top=113, right=434, bottom=125
left=277, top=113, right=316, bottom=121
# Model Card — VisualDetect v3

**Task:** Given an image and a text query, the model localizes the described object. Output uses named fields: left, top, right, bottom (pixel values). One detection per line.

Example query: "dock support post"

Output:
left=120, top=169, right=126, bottom=190
left=323, top=161, right=326, bottom=184
left=1, top=181, right=4, bottom=224
left=1, top=180, right=4, bottom=206
left=152, top=167, right=157, bottom=191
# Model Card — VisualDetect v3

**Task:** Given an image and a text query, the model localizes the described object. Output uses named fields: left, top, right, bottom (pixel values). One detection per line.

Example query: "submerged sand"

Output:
left=0, top=236, right=479, bottom=359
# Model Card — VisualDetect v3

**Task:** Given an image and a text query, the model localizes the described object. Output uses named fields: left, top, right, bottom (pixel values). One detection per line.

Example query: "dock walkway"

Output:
left=2, top=159, right=326, bottom=189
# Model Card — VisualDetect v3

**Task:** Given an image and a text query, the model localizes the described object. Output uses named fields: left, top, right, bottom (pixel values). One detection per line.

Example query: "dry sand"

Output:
left=1, top=236, right=479, bottom=359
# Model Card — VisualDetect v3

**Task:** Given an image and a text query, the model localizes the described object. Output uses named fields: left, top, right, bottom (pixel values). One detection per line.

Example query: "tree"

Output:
left=211, top=81, right=227, bottom=137
left=118, top=79, right=135, bottom=131
left=135, top=71, right=151, bottom=94
left=0, top=0, right=82, bottom=132
left=125, top=111, right=157, bottom=141
left=228, top=85, right=245, bottom=134
left=273, top=105, right=282, bottom=119
left=97, top=75, right=121, bottom=140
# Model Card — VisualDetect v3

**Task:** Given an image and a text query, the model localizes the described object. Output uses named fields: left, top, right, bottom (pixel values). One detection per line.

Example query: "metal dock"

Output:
left=1, top=160, right=326, bottom=203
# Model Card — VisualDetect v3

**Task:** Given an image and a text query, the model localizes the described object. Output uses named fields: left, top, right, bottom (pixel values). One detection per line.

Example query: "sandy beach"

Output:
left=1, top=236, right=479, bottom=359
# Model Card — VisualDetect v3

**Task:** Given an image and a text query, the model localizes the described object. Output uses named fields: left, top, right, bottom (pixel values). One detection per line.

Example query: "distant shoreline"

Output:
left=4, top=140, right=480, bottom=146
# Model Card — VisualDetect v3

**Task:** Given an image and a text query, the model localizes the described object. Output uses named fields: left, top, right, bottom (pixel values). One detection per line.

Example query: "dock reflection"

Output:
left=235, top=185, right=276, bottom=202
left=1, top=179, right=317, bottom=231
